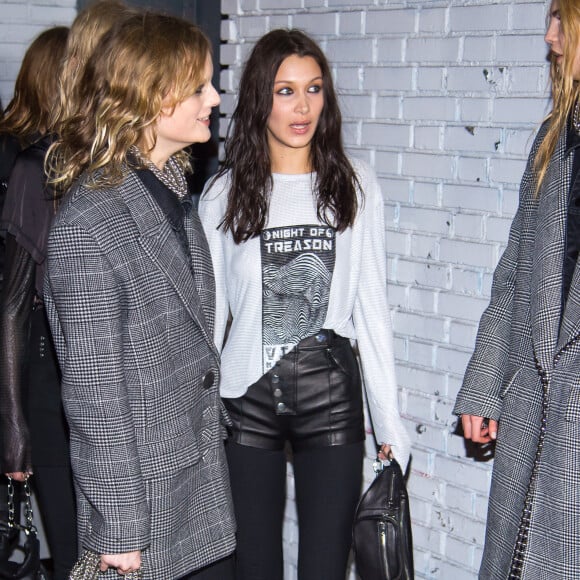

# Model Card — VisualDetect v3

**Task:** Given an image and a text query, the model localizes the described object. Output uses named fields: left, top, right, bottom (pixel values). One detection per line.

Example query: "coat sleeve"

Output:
left=352, top=165, right=411, bottom=472
left=44, top=222, right=151, bottom=554
left=453, top=144, right=537, bottom=421
left=0, top=235, right=35, bottom=473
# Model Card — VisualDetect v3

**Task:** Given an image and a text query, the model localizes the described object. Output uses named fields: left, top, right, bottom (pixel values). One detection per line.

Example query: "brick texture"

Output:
left=0, top=0, right=76, bottom=107
left=1, top=1, right=550, bottom=578
left=221, top=2, right=549, bottom=579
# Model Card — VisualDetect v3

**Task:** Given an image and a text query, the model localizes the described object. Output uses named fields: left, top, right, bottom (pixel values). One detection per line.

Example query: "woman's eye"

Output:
left=277, top=87, right=293, bottom=95
left=308, top=84, right=322, bottom=94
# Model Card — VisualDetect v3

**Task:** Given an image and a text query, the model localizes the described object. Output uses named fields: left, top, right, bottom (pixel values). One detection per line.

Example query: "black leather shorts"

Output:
left=224, top=330, right=365, bottom=451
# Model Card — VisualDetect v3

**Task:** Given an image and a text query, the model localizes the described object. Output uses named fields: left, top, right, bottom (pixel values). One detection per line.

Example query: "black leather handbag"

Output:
left=0, top=478, right=48, bottom=580
left=352, top=458, right=414, bottom=580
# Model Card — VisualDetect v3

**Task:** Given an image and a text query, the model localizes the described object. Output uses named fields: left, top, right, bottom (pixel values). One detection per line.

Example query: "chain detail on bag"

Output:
left=69, top=550, right=143, bottom=580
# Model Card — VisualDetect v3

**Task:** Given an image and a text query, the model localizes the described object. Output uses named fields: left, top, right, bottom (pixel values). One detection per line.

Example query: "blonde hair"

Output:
left=50, top=0, right=136, bottom=131
left=48, top=11, right=211, bottom=193
left=0, top=26, right=69, bottom=143
left=534, top=0, right=580, bottom=194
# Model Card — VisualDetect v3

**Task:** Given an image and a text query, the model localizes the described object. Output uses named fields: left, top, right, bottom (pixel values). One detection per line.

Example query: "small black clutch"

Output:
left=352, top=458, right=414, bottom=580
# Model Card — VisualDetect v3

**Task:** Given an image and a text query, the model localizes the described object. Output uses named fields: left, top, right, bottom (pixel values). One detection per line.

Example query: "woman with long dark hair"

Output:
left=0, top=25, right=74, bottom=579
left=0, top=4, right=135, bottom=578
left=200, top=28, right=410, bottom=580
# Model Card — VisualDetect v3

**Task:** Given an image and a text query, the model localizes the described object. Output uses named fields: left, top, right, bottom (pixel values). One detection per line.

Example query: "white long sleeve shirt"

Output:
left=199, top=158, right=410, bottom=470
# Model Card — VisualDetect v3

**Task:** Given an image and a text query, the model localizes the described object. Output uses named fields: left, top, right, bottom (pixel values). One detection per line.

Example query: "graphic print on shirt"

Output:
left=261, top=225, right=336, bottom=372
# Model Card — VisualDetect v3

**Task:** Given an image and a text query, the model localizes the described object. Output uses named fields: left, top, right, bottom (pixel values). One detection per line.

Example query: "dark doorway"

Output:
left=76, top=0, right=222, bottom=194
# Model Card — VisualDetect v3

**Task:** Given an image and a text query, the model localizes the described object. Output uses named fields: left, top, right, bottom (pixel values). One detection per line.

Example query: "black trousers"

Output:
left=26, top=309, right=77, bottom=580
left=224, top=330, right=365, bottom=580
left=226, top=441, right=364, bottom=580
left=179, top=555, right=235, bottom=579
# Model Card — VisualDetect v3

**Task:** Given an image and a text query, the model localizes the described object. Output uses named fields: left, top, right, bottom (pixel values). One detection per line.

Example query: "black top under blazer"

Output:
left=44, top=166, right=235, bottom=579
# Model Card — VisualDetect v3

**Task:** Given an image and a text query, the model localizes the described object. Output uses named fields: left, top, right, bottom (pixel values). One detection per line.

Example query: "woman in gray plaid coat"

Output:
left=454, top=1, right=580, bottom=578
left=44, top=12, right=235, bottom=580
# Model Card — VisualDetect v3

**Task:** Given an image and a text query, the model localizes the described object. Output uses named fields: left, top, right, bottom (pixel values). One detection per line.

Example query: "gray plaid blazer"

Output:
left=455, top=121, right=580, bottom=579
left=44, top=169, right=235, bottom=579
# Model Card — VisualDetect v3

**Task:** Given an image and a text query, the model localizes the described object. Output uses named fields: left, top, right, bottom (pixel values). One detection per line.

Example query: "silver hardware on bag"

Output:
left=7, top=476, right=37, bottom=536
left=372, top=457, right=392, bottom=474
left=2, top=476, right=48, bottom=579
left=68, top=549, right=143, bottom=580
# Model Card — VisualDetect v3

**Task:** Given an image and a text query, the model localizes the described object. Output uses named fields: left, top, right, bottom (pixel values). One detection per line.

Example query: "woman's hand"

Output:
left=100, top=551, right=142, bottom=575
left=378, top=443, right=392, bottom=461
left=461, top=414, right=498, bottom=443
left=5, top=472, right=31, bottom=482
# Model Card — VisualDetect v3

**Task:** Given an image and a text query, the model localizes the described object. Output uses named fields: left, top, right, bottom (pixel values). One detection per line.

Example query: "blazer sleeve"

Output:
left=453, top=155, right=533, bottom=421
left=352, top=166, right=411, bottom=472
left=44, top=222, right=151, bottom=554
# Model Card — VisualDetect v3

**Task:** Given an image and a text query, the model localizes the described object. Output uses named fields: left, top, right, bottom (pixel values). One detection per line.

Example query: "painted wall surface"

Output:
left=0, top=0, right=76, bottom=107
left=220, top=1, right=550, bottom=579
left=0, top=0, right=552, bottom=578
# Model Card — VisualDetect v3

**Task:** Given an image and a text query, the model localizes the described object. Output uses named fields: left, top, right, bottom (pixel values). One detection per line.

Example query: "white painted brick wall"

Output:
left=222, top=1, right=549, bottom=579
left=0, top=0, right=76, bottom=107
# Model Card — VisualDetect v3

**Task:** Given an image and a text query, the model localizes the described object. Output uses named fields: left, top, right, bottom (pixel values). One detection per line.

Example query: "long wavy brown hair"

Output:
left=47, top=12, right=211, bottom=194
left=50, top=0, right=136, bottom=133
left=215, top=29, right=360, bottom=244
left=0, top=26, right=69, bottom=143
left=535, top=0, right=580, bottom=193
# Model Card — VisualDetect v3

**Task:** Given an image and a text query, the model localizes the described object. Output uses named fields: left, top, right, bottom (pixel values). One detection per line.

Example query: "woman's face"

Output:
left=151, top=53, right=220, bottom=169
left=266, top=54, right=324, bottom=168
left=545, top=0, right=580, bottom=80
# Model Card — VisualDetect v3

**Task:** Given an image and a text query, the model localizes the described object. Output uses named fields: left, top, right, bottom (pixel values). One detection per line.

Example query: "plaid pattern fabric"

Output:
left=455, top=122, right=580, bottom=579
left=44, top=169, right=235, bottom=580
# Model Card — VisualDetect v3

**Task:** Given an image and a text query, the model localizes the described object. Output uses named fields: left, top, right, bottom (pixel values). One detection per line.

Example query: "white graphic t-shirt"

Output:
left=260, top=225, right=336, bottom=371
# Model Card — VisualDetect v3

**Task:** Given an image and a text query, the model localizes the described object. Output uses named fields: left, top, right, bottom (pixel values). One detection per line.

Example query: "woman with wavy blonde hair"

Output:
left=50, top=0, right=135, bottom=132
left=455, top=1, right=580, bottom=577
left=45, top=11, right=234, bottom=580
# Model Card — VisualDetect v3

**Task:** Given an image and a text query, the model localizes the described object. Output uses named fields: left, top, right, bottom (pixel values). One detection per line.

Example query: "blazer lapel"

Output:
left=531, top=130, right=570, bottom=373
left=184, top=204, right=216, bottom=336
left=122, top=172, right=218, bottom=356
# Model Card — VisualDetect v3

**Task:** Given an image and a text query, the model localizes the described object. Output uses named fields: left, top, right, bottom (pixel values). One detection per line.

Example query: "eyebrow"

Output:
left=273, top=76, right=323, bottom=85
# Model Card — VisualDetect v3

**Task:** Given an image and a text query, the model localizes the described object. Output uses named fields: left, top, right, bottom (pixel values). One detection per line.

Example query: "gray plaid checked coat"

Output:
left=44, top=168, right=235, bottom=579
left=454, top=120, right=580, bottom=579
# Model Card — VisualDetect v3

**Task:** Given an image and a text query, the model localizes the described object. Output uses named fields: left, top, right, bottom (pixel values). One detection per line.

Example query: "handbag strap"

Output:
left=6, top=478, right=37, bottom=536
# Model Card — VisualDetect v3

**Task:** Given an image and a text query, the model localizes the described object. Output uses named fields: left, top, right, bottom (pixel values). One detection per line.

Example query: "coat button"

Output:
left=202, top=371, right=215, bottom=389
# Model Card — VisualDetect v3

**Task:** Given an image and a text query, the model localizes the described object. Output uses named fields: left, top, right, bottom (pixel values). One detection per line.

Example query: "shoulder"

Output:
left=0, top=133, right=22, bottom=180
left=53, top=171, right=135, bottom=233
left=527, top=116, right=555, bottom=163
left=3, top=138, right=54, bottom=220
left=348, top=155, right=377, bottom=181
left=346, top=155, right=382, bottom=208
left=9, top=137, right=49, bottom=178
left=199, top=171, right=230, bottom=219
left=200, top=171, right=230, bottom=203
